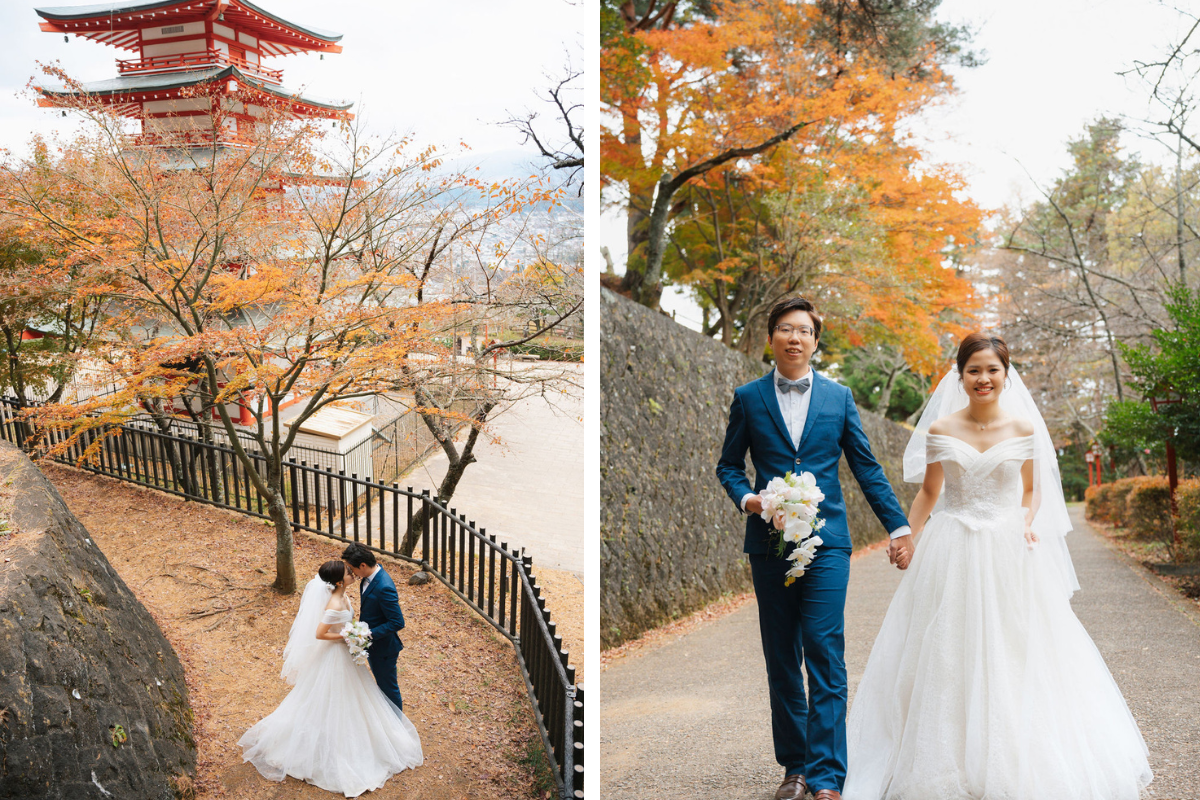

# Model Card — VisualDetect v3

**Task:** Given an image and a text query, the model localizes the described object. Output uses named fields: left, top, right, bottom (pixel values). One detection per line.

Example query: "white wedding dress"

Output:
left=238, top=604, right=424, bottom=797
left=844, top=434, right=1152, bottom=800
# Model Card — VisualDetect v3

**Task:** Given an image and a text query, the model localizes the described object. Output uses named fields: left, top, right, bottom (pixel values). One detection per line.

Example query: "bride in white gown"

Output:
left=843, top=333, right=1152, bottom=800
left=239, top=560, right=423, bottom=797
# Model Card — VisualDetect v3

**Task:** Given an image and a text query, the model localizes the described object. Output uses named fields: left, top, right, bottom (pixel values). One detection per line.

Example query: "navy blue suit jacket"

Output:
left=359, top=567, right=405, bottom=655
left=717, top=370, right=907, bottom=554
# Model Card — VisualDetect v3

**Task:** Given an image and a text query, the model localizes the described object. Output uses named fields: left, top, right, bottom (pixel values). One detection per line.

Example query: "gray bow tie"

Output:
left=777, top=375, right=811, bottom=394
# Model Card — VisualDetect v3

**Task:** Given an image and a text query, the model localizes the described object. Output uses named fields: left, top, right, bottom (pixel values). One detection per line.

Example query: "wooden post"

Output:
left=1151, top=394, right=1183, bottom=556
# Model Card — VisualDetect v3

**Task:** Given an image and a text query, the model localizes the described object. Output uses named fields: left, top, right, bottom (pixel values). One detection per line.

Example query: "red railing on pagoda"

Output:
left=116, top=49, right=283, bottom=84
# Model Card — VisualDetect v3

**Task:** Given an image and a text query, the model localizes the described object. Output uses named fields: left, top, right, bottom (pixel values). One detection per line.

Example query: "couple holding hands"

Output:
left=717, top=296, right=1152, bottom=800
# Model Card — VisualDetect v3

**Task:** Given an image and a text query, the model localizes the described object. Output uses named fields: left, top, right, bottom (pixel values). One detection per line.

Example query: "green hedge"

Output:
left=1087, top=475, right=1200, bottom=558
left=1126, top=476, right=1173, bottom=540
left=1178, top=479, right=1200, bottom=560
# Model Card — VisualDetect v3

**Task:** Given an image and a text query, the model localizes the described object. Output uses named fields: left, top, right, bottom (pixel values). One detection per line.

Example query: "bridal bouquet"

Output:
left=759, top=471, right=827, bottom=586
left=343, top=621, right=372, bottom=666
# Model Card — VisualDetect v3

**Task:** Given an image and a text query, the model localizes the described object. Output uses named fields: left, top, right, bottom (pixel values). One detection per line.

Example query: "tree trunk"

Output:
left=906, top=387, right=932, bottom=426
left=182, top=384, right=224, bottom=504
left=1177, top=134, right=1187, bottom=283
left=147, top=408, right=194, bottom=496
left=400, top=401, right=496, bottom=558
left=2, top=324, right=27, bottom=407
left=618, top=106, right=652, bottom=295
left=630, top=174, right=674, bottom=309
left=266, top=461, right=296, bottom=594
left=876, top=363, right=902, bottom=418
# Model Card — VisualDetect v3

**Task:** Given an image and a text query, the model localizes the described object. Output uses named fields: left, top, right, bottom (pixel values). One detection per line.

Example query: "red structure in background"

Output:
left=1086, top=448, right=1103, bottom=488
left=34, top=0, right=352, bottom=145
left=30, top=2, right=355, bottom=427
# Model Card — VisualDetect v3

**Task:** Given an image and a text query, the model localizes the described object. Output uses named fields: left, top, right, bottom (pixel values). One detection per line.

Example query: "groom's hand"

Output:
left=888, top=534, right=914, bottom=570
left=745, top=495, right=763, bottom=515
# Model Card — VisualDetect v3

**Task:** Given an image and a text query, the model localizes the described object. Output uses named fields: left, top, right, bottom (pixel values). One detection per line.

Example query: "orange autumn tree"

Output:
left=2, top=68, right=574, bottom=594
left=0, top=137, right=111, bottom=409
left=603, top=0, right=982, bottom=368
left=666, top=127, right=981, bottom=365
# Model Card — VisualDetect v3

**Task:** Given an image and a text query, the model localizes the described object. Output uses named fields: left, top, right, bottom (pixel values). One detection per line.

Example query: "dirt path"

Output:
left=44, top=463, right=573, bottom=800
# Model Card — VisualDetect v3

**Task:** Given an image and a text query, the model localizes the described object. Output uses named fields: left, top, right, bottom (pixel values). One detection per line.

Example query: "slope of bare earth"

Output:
left=41, top=462, right=580, bottom=800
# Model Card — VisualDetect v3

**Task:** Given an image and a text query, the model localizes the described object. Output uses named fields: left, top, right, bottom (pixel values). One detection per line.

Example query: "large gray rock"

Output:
left=601, top=289, right=918, bottom=649
left=0, top=443, right=195, bottom=800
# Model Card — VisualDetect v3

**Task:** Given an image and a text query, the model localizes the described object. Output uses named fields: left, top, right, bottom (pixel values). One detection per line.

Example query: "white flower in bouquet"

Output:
left=758, top=470, right=826, bottom=585
left=343, top=621, right=373, bottom=667
left=785, top=535, right=824, bottom=583
left=781, top=516, right=813, bottom=544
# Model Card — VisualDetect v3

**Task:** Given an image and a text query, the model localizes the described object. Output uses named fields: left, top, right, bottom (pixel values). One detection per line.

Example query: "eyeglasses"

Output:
left=773, top=324, right=815, bottom=338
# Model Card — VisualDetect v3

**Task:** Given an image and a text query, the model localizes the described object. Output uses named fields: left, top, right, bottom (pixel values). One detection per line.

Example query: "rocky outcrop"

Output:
left=0, top=443, right=195, bottom=800
left=601, top=289, right=918, bottom=649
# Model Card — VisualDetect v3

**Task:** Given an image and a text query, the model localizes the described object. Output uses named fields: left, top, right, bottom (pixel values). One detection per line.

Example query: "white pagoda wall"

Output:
left=142, top=98, right=209, bottom=115
left=136, top=21, right=264, bottom=69
left=141, top=21, right=205, bottom=42
left=142, top=38, right=208, bottom=58
left=146, top=116, right=209, bottom=133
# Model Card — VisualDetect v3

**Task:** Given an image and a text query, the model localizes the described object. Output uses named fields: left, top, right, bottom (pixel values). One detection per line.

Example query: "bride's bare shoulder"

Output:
left=1011, top=417, right=1035, bottom=437
left=927, top=416, right=956, bottom=436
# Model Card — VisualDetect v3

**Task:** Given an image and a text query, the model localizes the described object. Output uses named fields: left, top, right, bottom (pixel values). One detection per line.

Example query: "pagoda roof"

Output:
left=36, top=64, right=353, bottom=114
left=35, top=1, right=343, bottom=55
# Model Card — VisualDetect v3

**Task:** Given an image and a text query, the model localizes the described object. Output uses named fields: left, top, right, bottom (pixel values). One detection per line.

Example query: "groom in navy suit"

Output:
left=717, top=297, right=914, bottom=800
left=342, top=543, right=407, bottom=712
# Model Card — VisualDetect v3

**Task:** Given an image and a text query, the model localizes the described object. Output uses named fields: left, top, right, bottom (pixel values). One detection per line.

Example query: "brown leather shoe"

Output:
left=774, top=774, right=808, bottom=800
left=812, top=790, right=842, bottom=800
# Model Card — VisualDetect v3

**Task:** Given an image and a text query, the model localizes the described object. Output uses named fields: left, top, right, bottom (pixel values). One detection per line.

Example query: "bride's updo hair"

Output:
left=318, top=560, right=345, bottom=588
left=956, top=332, right=1011, bottom=376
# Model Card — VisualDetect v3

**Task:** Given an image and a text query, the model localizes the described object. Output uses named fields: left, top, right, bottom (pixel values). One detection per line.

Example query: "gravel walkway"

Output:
left=601, top=505, right=1200, bottom=799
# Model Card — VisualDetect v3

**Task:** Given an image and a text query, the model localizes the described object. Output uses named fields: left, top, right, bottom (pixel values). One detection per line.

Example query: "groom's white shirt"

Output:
left=739, top=367, right=912, bottom=540
left=361, top=564, right=382, bottom=592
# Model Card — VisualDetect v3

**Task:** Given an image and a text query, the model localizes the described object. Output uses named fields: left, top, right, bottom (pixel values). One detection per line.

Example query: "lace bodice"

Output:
left=927, top=434, right=1034, bottom=523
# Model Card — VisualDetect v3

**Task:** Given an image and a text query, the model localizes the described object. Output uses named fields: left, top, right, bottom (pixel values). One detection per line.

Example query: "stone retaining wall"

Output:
left=0, top=443, right=195, bottom=800
left=601, top=289, right=918, bottom=649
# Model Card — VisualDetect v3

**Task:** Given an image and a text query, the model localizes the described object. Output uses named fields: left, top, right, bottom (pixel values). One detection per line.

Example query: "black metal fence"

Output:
left=0, top=398, right=583, bottom=798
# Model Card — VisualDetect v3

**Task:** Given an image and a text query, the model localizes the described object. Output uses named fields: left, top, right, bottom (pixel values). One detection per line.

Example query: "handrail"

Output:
left=116, top=48, right=283, bottom=83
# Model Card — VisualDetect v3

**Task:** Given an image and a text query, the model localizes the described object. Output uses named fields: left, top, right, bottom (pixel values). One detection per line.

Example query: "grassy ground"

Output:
left=43, top=462, right=575, bottom=800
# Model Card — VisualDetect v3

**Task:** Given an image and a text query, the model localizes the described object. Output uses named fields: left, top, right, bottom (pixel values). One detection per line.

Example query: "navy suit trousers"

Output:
left=367, top=637, right=403, bottom=712
left=751, top=548, right=852, bottom=793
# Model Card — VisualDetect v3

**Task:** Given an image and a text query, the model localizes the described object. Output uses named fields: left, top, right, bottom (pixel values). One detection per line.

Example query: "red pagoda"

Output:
left=34, top=0, right=352, bottom=145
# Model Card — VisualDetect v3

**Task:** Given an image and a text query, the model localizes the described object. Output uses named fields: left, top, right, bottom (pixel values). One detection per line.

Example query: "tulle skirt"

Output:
left=239, top=640, right=423, bottom=797
left=843, top=508, right=1152, bottom=800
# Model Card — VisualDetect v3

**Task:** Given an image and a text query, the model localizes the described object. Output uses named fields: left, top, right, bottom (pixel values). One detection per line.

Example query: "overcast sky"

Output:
left=599, top=0, right=1192, bottom=329
left=0, top=0, right=582, bottom=178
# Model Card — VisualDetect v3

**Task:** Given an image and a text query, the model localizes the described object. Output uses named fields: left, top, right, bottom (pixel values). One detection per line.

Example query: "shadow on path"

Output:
left=601, top=506, right=1200, bottom=799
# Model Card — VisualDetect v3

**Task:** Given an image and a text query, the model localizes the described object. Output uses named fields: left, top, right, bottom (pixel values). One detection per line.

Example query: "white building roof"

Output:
left=283, top=406, right=372, bottom=440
